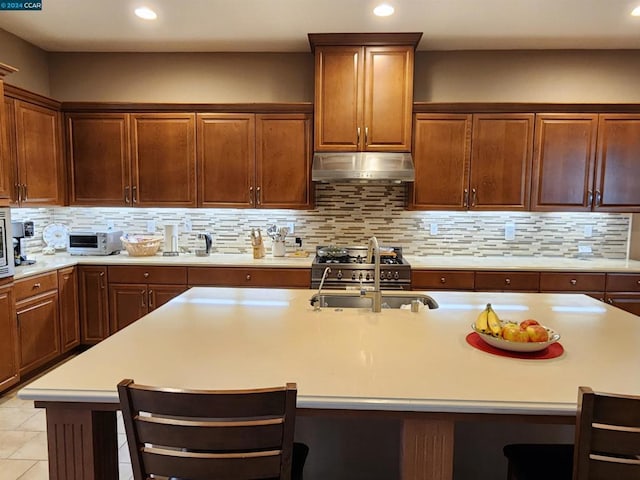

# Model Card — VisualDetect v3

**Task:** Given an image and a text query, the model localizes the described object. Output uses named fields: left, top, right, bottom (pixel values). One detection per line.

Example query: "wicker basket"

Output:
left=121, top=236, right=163, bottom=257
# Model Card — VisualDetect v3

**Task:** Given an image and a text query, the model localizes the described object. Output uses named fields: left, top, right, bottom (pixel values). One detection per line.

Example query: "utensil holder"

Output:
left=272, top=240, right=286, bottom=257
left=253, top=244, right=265, bottom=259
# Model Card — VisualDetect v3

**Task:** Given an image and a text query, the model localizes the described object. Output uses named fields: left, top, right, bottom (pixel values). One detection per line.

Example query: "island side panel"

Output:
left=39, top=402, right=118, bottom=480
left=402, top=418, right=454, bottom=480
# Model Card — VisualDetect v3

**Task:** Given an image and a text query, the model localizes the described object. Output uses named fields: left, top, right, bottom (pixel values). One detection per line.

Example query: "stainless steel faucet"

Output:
left=362, top=236, right=382, bottom=312
left=312, top=266, right=331, bottom=311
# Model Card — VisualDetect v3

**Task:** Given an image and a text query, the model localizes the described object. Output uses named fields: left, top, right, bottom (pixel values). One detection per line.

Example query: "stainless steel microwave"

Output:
left=68, top=230, right=123, bottom=256
left=0, top=208, right=15, bottom=278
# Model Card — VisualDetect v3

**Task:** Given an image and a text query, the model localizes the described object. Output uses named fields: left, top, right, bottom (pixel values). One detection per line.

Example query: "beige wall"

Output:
left=48, top=52, right=315, bottom=103
left=0, top=29, right=50, bottom=96
left=414, top=50, right=640, bottom=103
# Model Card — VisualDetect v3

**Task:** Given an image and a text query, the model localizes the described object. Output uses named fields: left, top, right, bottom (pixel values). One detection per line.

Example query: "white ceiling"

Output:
left=0, top=0, right=639, bottom=52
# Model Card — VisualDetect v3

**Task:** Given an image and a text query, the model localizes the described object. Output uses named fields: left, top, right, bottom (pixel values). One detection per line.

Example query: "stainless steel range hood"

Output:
left=312, top=152, right=415, bottom=183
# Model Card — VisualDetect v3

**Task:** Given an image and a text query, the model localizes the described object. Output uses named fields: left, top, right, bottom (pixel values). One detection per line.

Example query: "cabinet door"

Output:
left=0, top=285, right=18, bottom=392
left=475, top=271, right=540, bottom=292
left=149, top=284, right=188, bottom=311
left=109, top=284, right=148, bottom=332
left=14, top=101, right=62, bottom=206
left=0, top=82, right=13, bottom=201
left=16, top=290, right=60, bottom=375
left=412, top=270, right=475, bottom=290
left=67, top=113, right=131, bottom=206
left=188, top=267, right=311, bottom=288
left=58, top=267, right=80, bottom=353
left=605, top=294, right=640, bottom=317
left=531, top=114, right=598, bottom=211
left=410, top=114, right=472, bottom=210
left=314, top=46, right=362, bottom=151
left=196, top=113, right=255, bottom=207
left=594, top=114, right=640, bottom=212
left=539, top=272, right=606, bottom=293
left=256, top=114, right=312, bottom=209
left=78, top=266, right=109, bottom=344
left=131, top=113, right=196, bottom=207
left=470, top=114, right=534, bottom=210
left=363, top=45, right=414, bottom=152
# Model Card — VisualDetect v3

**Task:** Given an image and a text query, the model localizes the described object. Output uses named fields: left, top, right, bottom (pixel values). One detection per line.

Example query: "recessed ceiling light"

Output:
left=373, top=3, right=395, bottom=17
left=632, top=6, right=640, bottom=16
left=135, top=6, right=157, bottom=20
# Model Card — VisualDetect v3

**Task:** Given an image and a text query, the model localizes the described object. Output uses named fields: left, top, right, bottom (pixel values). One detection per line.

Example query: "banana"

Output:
left=474, top=305, right=489, bottom=333
left=486, top=303, right=502, bottom=337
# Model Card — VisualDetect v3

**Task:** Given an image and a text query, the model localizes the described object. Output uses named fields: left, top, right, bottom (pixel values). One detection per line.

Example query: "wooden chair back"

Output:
left=573, top=386, right=640, bottom=480
left=118, top=379, right=297, bottom=480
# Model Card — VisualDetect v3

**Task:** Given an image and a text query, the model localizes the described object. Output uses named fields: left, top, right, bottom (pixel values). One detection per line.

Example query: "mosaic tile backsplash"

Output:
left=11, top=184, right=631, bottom=259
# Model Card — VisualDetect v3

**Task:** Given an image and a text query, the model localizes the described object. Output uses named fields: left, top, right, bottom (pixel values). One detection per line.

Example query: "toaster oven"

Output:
left=68, top=230, right=123, bottom=256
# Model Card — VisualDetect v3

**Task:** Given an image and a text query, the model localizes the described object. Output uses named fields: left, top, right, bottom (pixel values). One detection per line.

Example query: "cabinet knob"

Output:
left=33, top=282, right=41, bottom=289
left=637, top=280, right=640, bottom=285
left=246, top=274, right=251, bottom=281
left=504, top=278, right=511, bottom=285
left=143, top=272, right=150, bottom=278
left=570, top=279, right=577, bottom=286
left=440, top=277, right=446, bottom=284
left=608, top=298, right=614, bottom=304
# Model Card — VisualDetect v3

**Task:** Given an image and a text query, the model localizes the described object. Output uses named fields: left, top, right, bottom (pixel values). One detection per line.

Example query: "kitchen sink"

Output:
left=309, top=292, right=439, bottom=310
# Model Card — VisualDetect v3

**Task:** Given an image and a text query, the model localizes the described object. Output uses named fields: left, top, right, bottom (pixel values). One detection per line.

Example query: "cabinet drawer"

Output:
left=188, top=267, right=310, bottom=288
left=606, top=273, right=640, bottom=293
left=14, top=271, right=58, bottom=301
left=108, top=266, right=187, bottom=284
left=540, top=272, right=606, bottom=292
left=412, top=270, right=475, bottom=290
left=474, top=271, right=539, bottom=292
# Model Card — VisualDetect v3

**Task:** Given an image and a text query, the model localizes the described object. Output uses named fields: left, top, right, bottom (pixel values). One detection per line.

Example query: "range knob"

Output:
left=394, top=271, right=400, bottom=280
left=351, top=272, right=356, bottom=280
left=336, top=270, right=343, bottom=280
left=386, top=271, right=393, bottom=280
left=380, top=272, right=386, bottom=280
left=365, top=273, right=370, bottom=281
left=358, top=273, right=363, bottom=281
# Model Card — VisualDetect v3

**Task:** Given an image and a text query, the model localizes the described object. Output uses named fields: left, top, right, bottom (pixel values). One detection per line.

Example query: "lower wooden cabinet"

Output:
left=187, top=267, right=311, bottom=288
left=605, top=273, right=640, bottom=316
left=14, top=272, right=60, bottom=376
left=604, top=293, right=640, bottom=316
left=78, top=266, right=109, bottom=344
left=474, top=271, right=540, bottom=292
left=58, top=267, right=80, bottom=352
left=411, top=270, right=475, bottom=290
left=0, top=284, right=18, bottom=392
left=539, top=272, right=606, bottom=294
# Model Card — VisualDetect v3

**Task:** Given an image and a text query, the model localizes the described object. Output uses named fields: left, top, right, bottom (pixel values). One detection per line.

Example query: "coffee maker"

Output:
left=12, top=221, right=35, bottom=266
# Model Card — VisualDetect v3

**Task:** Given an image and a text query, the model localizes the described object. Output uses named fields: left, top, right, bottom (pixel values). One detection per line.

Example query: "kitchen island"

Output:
left=18, top=287, right=640, bottom=480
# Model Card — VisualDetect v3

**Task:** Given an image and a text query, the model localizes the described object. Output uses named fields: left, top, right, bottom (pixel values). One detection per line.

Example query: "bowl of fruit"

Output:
left=471, top=303, right=561, bottom=353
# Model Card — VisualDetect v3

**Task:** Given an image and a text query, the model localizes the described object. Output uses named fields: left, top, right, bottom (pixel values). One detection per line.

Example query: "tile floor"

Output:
left=0, top=382, right=133, bottom=480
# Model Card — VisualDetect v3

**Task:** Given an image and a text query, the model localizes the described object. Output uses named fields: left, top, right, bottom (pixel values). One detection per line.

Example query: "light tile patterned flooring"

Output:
left=0, top=381, right=133, bottom=480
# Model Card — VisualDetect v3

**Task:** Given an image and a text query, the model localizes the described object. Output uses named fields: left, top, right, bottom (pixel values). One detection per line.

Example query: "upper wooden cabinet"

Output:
left=594, top=114, right=640, bottom=212
left=531, top=114, right=598, bottom=211
left=310, top=33, right=420, bottom=153
left=531, top=113, right=640, bottom=212
left=67, top=113, right=131, bottom=206
left=470, top=114, right=534, bottom=210
left=130, top=113, right=196, bottom=207
left=410, top=114, right=472, bottom=209
left=0, top=64, right=18, bottom=203
left=5, top=99, right=63, bottom=206
left=410, top=113, right=533, bottom=210
left=197, top=113, right=312, bottom=209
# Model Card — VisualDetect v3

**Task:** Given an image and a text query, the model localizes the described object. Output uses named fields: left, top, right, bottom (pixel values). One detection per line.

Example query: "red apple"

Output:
left=526, top=325, right=549, bottom=342
left=502, top=323, right=529, bottom=342
left=520, top=319, right=540, bottom=329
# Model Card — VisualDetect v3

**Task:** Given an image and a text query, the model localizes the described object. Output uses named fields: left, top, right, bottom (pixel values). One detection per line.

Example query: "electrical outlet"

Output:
left=146, top=220, right=156, bottom=233
left=584, top=225, right=593, bottom=237
left=430, top=223, right=438, bottom=235
left=578, top=244, right=592, bottom=254
left=286, top=222, right=295, bottom=234
left=504, top=222, right=516, bottom=241
left=184, top=218, right=192, bottom=232
left=106, top=220, right=114, bottom=231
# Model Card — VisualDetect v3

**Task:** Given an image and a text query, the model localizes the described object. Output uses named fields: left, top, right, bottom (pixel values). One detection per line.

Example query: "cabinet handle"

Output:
left=595, top=190, right=601, bottom=207
left=141, top=290, right=146, bottom=308
left=570, top=279, right=577, bottom=286
left=148, top=290, right=154, bottom=309
left=22, top=184, right=28, bottom=201
left=33, top=282, right=41, bottom=289
left=249, top=186, right=254, bottom=205
left=246, top=274, right=251, bottom=281
left=440, top=277, right=446, bottom=284
left=463, top=189, right=469, bottom=208
left=124, top=186, right=130, bottom=204
left=256, top=186, right=261, bottom=205
left=637, top=280, right=640, bottom=285
left=608, top=298, right=614, bottom=304
left=587, top=190, right=593, bottom=207
left=471, top=188, right=477, bottom=207
left=132, top=185, right=137, bottom=204
left=14, top=183, right=20, bottom=202
left=99, top=271, right=105, bottom=289
left=143, top=272, right=149, bottom=278
left=365, top=127, right=369, bottom=146
left=357, top=127, right=361, bottom=146
left=505, top=278, right=511, bottom=285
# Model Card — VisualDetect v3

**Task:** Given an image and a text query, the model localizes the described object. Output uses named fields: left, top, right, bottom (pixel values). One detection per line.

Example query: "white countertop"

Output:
left=19, top=288, right=640, bottom=416
left=12, top=252, right=640, bottom=280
